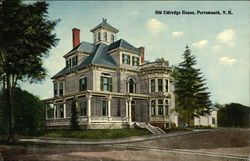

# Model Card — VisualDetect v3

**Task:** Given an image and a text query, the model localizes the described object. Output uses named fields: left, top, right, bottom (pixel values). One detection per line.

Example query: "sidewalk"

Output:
left=18, top=129, right=214, bottom=145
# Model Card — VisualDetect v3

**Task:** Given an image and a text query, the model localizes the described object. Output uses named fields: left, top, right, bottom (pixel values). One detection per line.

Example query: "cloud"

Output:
left=217, top=29, right=235, bottom=45
left=212, top=45, right=220, bottom=51
left=146, top=18, right=166, bottom=35
left=192, top=40, right=208, bottom=48
left=130, top=10, right=139, bottom=16
left=171, top=31, right=184, bottom=37
left=219, top=57, right=236, bottom=65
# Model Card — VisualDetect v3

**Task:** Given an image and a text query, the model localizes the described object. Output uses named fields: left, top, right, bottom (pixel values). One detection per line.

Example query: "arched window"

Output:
left=128, top=78, right=135, bottom=93
left=98, top=32, right=101, bottom=41
left=104, top=32, right=107, bottom=41
left=111, top=34, right=114, bottom=42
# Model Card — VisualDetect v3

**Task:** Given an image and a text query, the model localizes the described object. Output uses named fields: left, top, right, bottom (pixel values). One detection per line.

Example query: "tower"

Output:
left=90, top=18, right=119, bottom=45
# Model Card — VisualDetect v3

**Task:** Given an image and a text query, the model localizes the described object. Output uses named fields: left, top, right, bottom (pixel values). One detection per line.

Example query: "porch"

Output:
left=44, top=90, right=150, bottom=129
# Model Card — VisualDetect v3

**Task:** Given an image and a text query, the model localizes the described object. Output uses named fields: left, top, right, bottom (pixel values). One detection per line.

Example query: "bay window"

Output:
left=151, top=79, right=155, bottom=92
left=158, top=99, right=163, bottom=115
left=151, top=100, right=156, bottom=116
left=158, top=79, right=163, bottom=92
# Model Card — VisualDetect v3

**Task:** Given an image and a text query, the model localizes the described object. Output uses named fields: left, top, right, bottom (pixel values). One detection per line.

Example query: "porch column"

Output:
left=125, top=98, right=128, bottom=122
left=63, top=103, right=66, bottom=118
left=163, top=99, right=166, bottom=116
left=45, top=104, right=48, bottom=119
left=53, top=104, right=56, bottom=119
left=128, top=97, right=132, bottom=123
left=87, top=94, right=92, bottom=123
left=149, top=99, right=151, bottom=117
left=107, top=95, right=112, bottom=122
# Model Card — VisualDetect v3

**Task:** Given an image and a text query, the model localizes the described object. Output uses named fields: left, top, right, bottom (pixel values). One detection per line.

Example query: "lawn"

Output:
left=42, top=128, right=151, bottom=139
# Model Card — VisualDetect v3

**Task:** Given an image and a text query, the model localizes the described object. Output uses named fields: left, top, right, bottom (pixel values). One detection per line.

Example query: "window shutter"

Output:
left=100, top=76, right=104, bottom=91
left=128, top=55, right=131, bottom=65
left=79, top=79, right=82, bottom=91
left=109, top=77, right=112, bottom=92
left=84, top=77, right=87, bottom=90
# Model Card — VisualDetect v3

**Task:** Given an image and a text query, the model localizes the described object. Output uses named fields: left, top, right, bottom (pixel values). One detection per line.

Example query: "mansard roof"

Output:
left=52, top=43, right=117, bottom=79
left=90, top=19, right=119, bottom=33
left=108, top=39, right=141, bottom=53
left=81, top=43, right=117, bottom=67
left=64, top=41, right=94, bottom=58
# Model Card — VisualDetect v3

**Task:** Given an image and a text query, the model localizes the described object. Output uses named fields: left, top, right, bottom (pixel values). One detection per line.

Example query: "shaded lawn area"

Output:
left=42, top=129, right=151, bottom=139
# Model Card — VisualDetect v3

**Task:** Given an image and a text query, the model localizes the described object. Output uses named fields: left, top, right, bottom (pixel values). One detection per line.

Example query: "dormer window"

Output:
left=66, top=56, right=78, bottom=69
left=132, top=56, right=139, bottom=66
left=122, top=54, right=130, bottom=65
left=111, top=34, right=114, bottom=42
left=104, top=32, right=107, bottom=41
left=98, top=32, right=101, bottom=41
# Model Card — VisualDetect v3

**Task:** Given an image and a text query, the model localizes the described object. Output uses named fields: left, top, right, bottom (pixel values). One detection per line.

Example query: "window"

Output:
left=80, top=100, right=87, bottom=116
left=104, top=32, right=107, bottom=41
left=158, top=99, right=163, bottom=115
left=122, top=54, right=130, bottom=65
left=66, top=56, right=77, bottom=69
left=102, top=100, right=108, bottom=116
left=158, top=79, right=163, bottom=92
left=151, top=100, right=156, bottom=116
left=111, top=34, right=114, bottom=42
left=165, top=79, right=169, bottom=92
left=54, top=82, right=58, bottom=96
left=212, top=117, right=216, bottom=124
left=79, top=77, right=87, bottom=91
left=165, top=100, right=169, bottom=115
left=151, top=79, right=155, bottom=92
left=59, top=104, right=64, bottom=118
left=59, top=82, right=64, bottom=96
left=128, top=79, right=135, bottom=93
left=98, top=32, right=101, bottom=41
left=132, top=56, right=139, bottom=66
left=100, top=76, right=112, bottom=92
left=66, top=60, right=69, bottom=69
left=54, top=82, right=64, bottom=96
left=72, top=56, right=78, bottom=67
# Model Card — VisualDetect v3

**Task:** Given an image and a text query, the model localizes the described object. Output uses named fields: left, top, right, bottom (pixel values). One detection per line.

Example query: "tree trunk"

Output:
left=6, top=74, right=16, bottom=143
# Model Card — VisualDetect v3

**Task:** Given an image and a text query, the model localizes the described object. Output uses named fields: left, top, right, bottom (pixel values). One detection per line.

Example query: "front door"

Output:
left=131, top=101, right=136, bottom=122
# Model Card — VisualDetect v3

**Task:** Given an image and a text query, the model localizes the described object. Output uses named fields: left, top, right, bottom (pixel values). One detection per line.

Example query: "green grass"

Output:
left=42, top=129, right=151, bottom=139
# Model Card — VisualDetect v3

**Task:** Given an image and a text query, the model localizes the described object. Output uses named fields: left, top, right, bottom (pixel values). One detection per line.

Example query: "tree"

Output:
left=173, top=46, right=211, bottom=125
left=70, top=99, right=80, bottom=130
left=217, top=103, right=250, bottom=128
left=0, top=1, right=59, bottom=142
left=0, top=88, right=45, bottom=135
left=155, top=57, right=169, bottom=65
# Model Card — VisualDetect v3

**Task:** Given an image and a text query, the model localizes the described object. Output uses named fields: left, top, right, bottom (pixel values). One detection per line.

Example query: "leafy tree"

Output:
left=0, top=88, right=45, bottom=135
left=0, top=1, right=59, bottom=141
left=155, top=57, right=169, bottom=65
left=70, top=99, right=80, bottom=130
left=173, top=46, right=211, bottom=125
left=217, top=103, right=250, bottom=128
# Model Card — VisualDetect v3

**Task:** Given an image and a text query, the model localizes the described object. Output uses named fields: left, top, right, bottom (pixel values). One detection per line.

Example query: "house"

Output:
left=44, top=19, right=178, bottom=130
left=194, top=108, right=218, bottom=127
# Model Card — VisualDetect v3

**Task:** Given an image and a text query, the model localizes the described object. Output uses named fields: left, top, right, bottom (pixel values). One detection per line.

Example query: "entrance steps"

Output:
left=134, top=122, right=166, bottom=135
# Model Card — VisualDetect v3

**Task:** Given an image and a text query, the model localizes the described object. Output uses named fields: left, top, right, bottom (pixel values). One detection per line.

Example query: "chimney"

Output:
left=72, top=28, right=80, bottom=48
left=138, top=47, right=145, bottom=64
